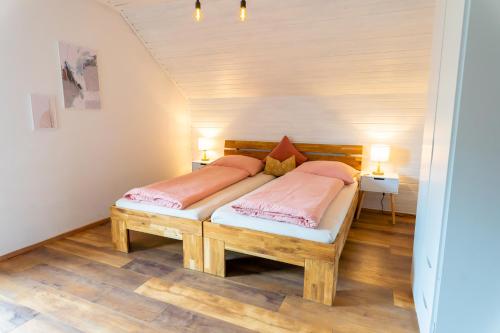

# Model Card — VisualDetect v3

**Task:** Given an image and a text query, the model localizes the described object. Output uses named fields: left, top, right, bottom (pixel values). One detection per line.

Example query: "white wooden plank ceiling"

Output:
left=96, top=0, right=435, bottom=99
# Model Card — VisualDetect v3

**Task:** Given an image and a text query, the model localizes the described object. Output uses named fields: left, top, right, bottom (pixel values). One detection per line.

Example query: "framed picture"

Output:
left=59, top=41, right=101, bottom=110
left=30, top=94, right=56, bottom=129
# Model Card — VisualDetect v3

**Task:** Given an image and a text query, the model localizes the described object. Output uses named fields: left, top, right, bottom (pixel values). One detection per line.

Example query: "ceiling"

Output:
left=97, top=0, right=435, bottom=99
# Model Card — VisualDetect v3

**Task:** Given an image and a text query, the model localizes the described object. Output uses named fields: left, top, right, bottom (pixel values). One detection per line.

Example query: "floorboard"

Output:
left=0, top=211, right=418, bottom=332
left=10, top=315, right=84, bottom=333
left=0, top=299, right=38, bottom=333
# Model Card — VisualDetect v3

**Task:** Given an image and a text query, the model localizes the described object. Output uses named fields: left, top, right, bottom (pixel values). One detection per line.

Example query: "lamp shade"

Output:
left=370, top=144, right=390, bottom=162
left=198, top=137, right=213, bottom=151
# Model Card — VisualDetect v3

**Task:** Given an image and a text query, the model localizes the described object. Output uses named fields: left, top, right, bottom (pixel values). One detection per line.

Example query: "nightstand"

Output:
left=192, top=160, right=209, bottom=171
left=356, top=172, right=400, bottom=224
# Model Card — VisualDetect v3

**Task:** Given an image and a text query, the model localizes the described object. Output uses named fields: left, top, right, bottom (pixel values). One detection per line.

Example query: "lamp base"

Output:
left=201, top=150, right=209, bottom=162
left=372, top=161, right=384, bottom=175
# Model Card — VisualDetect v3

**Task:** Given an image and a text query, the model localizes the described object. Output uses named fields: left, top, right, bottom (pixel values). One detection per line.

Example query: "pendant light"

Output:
left=194, top=0, right=202, bottom=22
left=240, top=0, right=247, bottom=21
left=193, top=0, right=247, bottom=22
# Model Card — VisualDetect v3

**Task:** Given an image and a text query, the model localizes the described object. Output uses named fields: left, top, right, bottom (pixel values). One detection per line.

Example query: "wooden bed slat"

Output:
left=224, top=150, right=362, bottom=169
left=112, top=207, right=202, bottom=236
left=225, top=140, right=363, bottom=155
left=224, top=140, right=363, bottom=170
left=203, top=223, right=337, bottom=264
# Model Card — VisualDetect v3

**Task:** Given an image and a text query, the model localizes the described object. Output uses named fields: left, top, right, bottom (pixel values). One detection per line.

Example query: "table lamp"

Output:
left=370, top=144, right=390, bottom=175
left=198, top=137, right=213, bottom=162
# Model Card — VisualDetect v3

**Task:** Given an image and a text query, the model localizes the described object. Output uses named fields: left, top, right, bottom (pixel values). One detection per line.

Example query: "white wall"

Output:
left=434, top=0, right=500, bottom=331
left=0, top=0, right=191, bottom=256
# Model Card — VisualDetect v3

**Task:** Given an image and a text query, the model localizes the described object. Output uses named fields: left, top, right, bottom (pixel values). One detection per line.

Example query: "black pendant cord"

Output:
left=380, top=193, right=385, bottom=213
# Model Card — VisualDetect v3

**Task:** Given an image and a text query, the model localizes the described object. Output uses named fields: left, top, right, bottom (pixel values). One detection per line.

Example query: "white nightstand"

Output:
left=356, top=172, right=400, bottom=224
left=192, top=160, right=209, bottom=171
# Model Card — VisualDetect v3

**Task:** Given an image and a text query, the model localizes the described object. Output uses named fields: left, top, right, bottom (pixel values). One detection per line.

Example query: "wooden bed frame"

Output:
left=110, top=206, right=204, bottom=271
left=203, top=140, right=363, bottom=305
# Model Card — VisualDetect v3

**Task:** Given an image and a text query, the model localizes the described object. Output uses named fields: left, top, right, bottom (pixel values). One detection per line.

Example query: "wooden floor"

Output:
left=0, top=211, right=418, bottom=333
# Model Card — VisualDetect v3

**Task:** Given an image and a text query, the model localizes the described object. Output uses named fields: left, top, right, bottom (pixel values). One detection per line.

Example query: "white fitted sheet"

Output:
left=115, top=173, right=275, bottom=221
left=210, top=180, right=358, bottom=244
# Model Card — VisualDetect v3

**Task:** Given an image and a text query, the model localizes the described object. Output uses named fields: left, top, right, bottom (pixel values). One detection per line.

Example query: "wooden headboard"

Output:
left=224, top=140, right=363, bottom=170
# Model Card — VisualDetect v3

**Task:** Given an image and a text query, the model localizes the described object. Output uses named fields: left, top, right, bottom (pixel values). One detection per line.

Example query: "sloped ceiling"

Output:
left=96, top=0, right=435, bottom=99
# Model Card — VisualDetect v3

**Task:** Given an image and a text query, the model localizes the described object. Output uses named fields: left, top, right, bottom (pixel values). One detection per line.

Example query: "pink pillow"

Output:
left=210, top=155, right=264, bottom=176
left=265, top=136, right=308, bottom=165
left=293, top=161, right=358, bottom=185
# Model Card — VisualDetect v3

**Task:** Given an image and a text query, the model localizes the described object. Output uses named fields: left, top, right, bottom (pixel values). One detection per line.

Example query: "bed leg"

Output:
left=183, top=234, right=204, bottom=272
left=203, top=237, right=225, bottom=277
left=303, top=258, right=338, bottom=306
left=111, top=218, right=130, bottom=253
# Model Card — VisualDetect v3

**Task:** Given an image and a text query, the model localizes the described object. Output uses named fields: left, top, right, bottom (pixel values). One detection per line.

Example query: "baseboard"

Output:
left=360, top=208, right=416, bottom=219
left=0, top=218, right=110, bottom=262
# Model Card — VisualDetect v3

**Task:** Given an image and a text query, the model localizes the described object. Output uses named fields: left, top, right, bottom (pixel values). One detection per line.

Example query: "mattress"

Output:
left=115, top=172, right=275, bottom=222
left=210, top=180, right=358, bottom=244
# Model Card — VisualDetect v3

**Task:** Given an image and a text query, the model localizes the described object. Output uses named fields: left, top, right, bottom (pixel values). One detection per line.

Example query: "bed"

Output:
left=203, top=140, right=363, bottom=305
left=110, top=156, right=274, bottom=272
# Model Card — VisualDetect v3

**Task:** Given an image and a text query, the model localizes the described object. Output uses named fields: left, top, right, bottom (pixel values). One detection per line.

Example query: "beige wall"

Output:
left=0, top=0, right=190, bottom=255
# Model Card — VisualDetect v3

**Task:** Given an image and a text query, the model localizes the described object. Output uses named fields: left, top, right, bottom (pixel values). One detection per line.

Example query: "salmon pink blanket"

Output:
left=232, top=171, right=344, bottom=228
left=124, top=166, right=249, bottom=209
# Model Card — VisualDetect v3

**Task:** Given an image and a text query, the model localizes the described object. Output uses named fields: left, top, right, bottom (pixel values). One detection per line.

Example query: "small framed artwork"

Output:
left=58, top=41, right=101, bottom=110
left=30, top=94, right=56, bottom=130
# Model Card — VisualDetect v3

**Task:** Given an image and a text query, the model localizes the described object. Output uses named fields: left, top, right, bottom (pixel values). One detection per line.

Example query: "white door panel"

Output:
left=413, top=0, right=467, bottom=332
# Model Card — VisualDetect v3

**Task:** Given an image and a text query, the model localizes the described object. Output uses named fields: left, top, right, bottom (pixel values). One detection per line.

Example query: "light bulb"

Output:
left=195, top=0, right=201, bottom=22
left=240, top=0, right=246, bottom=21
